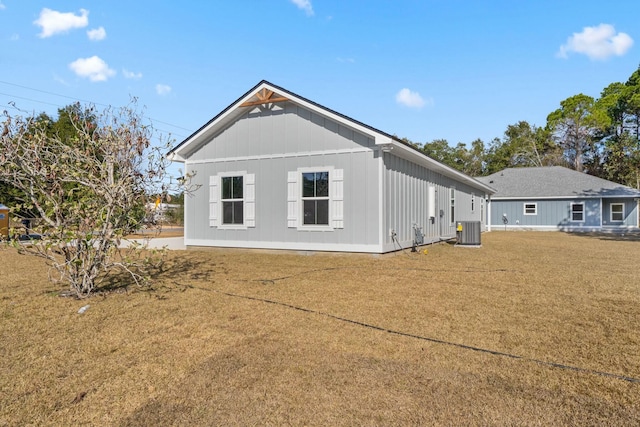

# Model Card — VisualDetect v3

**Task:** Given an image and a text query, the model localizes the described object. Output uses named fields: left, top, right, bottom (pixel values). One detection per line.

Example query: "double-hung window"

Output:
left=302, top=172, right=329, bottom=225
left=571, top=203, right=584, bottom=222
left=611, top=203, right=624, bottom=222
left=209, top=172, right=255, bottom=228
left=287, top=168, right=344, bottom=230
left=222, top=176, right=243, bottom=225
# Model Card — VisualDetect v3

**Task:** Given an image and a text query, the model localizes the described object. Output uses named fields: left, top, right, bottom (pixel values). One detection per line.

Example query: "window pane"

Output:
left=315, top=172, right=329, bottom=197
left=572, top=204, right=583, bottom=221
left=612, top=204, right=623, bottom=221
left=222, top=177, right=232, bottom=200
left=302, top=173, right=315, bottom=198
left=232, top=176, right=243, bottom=199
left=223, top=201, right=233, bottom=224
left=232, top=200, right=243, bottom=224
left=303, top=200, right=316, bottom=224
left=302, top=200, right=329, bottom=225
left=222, top=201, right=244, bottom=224
left=316, top=200, right=329, bottom=224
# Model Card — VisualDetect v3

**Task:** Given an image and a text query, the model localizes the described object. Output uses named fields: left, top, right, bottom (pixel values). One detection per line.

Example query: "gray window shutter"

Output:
left=209, top=175, right=219, bottom=227
left=287, top=171, right=298, bottom=228
left=244, top=173, right=255, bottom=227
left=331, top=169, right=344, bottom=229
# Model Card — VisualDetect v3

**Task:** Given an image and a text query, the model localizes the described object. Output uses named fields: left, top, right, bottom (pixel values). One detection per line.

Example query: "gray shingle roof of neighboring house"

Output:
left=476, top=166, right=640, bottom=199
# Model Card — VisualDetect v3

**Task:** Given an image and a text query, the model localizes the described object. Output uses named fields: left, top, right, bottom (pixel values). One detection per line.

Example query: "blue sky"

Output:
left=1, top=1, right=639, bottom=155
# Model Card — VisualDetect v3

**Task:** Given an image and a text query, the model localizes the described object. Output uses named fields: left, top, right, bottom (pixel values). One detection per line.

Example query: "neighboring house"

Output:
left=168, top=80, right=494, bottom=253
left=476, top=166, right=640, bottom=231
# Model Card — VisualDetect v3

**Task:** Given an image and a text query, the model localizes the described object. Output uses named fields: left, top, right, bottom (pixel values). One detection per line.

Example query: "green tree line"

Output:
left=407, top=65, right=640, bottom=188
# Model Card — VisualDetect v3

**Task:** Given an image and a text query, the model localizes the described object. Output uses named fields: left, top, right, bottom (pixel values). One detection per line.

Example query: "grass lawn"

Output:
left=1, top=232, right=639, bottom=425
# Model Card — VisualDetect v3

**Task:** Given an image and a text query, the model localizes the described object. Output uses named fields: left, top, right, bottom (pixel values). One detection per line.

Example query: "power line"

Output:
left=0, top=79, right=195, bottom=135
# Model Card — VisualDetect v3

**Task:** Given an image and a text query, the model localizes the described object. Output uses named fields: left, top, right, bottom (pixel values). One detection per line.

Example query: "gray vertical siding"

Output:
left=186, top=103, right=375, bottom=161
left=184, top=103, right=382, bottom=252
left=602, top=198, right=639, bottom=227
left=382, top=153, right=485, bottom=251
left=488, top=198, right=621, bottom=229
left=182, top=101, right=491, bottom=252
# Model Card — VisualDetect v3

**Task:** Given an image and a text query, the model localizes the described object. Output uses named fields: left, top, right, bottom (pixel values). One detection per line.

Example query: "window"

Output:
left=571, top=203, right=584, bottom=222
left=222, top=176, right=243, bottom=224
left=450, top=188, right=455, bottom=224
left=524, top=203, right=537, bottom=215
left=209, top=172, right=255, bottom=228
left=471, top=194, right=475, bottom=213
left=287, top=168, right=344, bottom=230
left=611, top=203, right=624, bottom=222
left=302, top=172, right=330, bottom=225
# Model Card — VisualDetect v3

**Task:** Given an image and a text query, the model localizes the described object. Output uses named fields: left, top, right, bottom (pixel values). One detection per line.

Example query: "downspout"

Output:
left=378, top=148, right=386, bottom=252
left=487, top=194, right=492, bottom=232
left=600, top=197, right=603, bottom=229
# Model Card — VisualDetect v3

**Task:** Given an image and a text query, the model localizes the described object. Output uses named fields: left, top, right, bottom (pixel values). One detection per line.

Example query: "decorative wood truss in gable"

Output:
left=239, top=88, right=289, bottom=108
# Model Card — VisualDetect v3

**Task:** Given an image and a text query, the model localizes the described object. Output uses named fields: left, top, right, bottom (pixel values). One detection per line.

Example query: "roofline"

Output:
left=168, top=80, right=494, bottom=194
left=491, top=195, right=640, bottom=200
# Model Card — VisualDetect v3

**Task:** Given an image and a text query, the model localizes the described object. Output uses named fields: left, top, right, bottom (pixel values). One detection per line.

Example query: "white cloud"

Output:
left=291, top=0, right=314, bottom=16
left=34, top=8, right=89, bottom=38
left=0, top=2, right=6, bottom=11
left=396, top=88, right=430, bottom=108
left=558, top=24, right=633, bottom=60
left=156, top=84, right=172, bottom=95
left=10, top=33, right=19, bottom=41
left=123, top=69, right=143, bottom=80
left=87, top=26, right=106, bottom=41
left=337, top=57, right=355, bottom=63
left=69, top=56, right=116, bottom=82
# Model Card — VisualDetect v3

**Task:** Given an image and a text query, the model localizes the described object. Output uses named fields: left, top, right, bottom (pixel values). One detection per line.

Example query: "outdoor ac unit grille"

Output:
left=458, top=221, right=481, bottom=245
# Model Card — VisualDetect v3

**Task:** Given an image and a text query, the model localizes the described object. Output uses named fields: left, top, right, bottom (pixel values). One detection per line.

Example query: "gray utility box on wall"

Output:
left=456, top=221, right=481, bottom=246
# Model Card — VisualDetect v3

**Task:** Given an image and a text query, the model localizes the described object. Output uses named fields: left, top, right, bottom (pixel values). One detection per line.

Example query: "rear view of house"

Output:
left=477, top=167, right=640, bottom=232
left=169, top=81, right=494, bottom=253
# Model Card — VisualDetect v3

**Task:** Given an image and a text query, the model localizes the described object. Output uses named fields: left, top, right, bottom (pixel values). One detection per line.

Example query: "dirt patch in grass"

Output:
left=1, top=232, right=639, bottom=425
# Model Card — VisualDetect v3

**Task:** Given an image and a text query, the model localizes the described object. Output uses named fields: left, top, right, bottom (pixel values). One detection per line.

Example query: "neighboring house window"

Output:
left=450, top=188, right=455, bottom=224
left=611, top=203, right=624, bottom=222
left=571, top=203, right=584, bottom=222
left=524, top=203, right=537, bottom=215
left=287, top=168, right=344, bottom=230
left=209, top=172, right=255, bottom=228
left=222, top=176, right=243, bottom=224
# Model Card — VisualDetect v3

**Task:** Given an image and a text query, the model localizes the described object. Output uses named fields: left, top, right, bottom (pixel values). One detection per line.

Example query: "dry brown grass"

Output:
left=1, top=232, right=639, bottom=426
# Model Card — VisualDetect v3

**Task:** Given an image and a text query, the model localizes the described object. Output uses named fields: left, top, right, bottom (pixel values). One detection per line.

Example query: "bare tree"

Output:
left=0, top=101, right=193, bottom=297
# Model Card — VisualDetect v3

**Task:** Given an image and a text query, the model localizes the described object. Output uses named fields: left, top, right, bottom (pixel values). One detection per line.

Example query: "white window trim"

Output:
left=471, top=194, right=475, bottom=213
left=288, top=166, right=344, bottom=231
left=570, top=202, right=585, bottom=222
left=209, top=171, right=255, bottom=230
left=523, top=202, right=537, bottom=216
left=610, top=203, right=624, bottom=222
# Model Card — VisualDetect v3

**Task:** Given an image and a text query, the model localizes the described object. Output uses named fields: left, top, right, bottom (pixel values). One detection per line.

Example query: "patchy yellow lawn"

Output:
left=1, top=232, right=639, bottom=425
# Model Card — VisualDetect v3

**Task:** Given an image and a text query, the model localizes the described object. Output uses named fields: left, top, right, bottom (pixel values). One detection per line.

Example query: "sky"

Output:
left=1, top=1, right=639, bottom=165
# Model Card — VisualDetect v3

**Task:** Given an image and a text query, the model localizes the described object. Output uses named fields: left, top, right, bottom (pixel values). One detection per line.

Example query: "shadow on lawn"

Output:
left=98, top=254, right=222, bottom=295
left=567, top=231, right=640, bottom=242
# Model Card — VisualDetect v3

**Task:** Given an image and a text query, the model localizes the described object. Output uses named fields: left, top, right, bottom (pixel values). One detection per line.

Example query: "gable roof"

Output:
left=476, top=166, right=640, bottom=199
left=168, top=80, right=494, bottom=194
